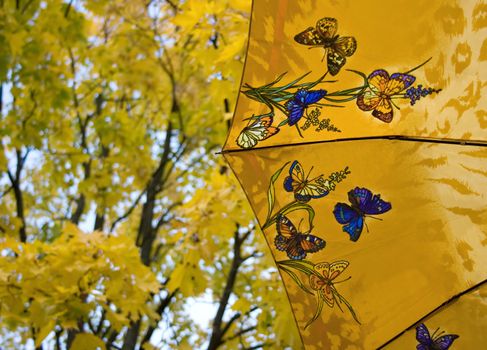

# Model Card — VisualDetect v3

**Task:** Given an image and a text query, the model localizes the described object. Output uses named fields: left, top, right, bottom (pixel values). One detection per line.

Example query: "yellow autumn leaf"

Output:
left=232, top=297, right=251, bottom=313
left=172, top=2, right=207, bottom=29
left=35, top=320, right=56, bottom=347
left=142, top=343, right=158, bottom=350
left=233, top=0, right=252, bottom=12
left=71, top=333, right=106, bottom=350
left=216, top=36, right=246, bottom=63
left=166, top=262, right=186, bottom=294
left=7, top=30, right=27, bottom=57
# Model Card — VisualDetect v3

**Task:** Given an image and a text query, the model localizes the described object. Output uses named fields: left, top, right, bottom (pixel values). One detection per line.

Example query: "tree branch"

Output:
left=125, top=117, right=175, bottom=348
left=140, top=291, right=177, bottom=346
left=64, top=0, right=74, bottom=18
left=55, top=328, right=62, bottom=350
left=7, top=148, right=30, bottom=242
left=207, top=226, right=251, bottom=350
left=121, top=320, right=141, bottom=350
left=220, top=305, right=259, bottom=343
left=243, top=343, right=272, bottom=350
left=153, top=201, right=181, bottom=232
left=165, top=0, right=179, bottom=12
left=136, top=119, right=173, bottom=252
left=220, top=312, right=242, bottom=339
left=223, top=326, right=256, bottom=343
left=0, top=185, right=13, bottom=200
left=109, top=190, right=146, bottom=232
left=67, top=48, right=91, bottom=225
left=95, top=308, right=107, bottom=335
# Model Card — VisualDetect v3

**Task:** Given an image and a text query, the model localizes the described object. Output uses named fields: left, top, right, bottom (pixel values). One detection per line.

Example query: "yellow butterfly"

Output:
left=236, top=115, right=279, bottom=149
left=356, top=69, right=416, bottom=123
left=294, top=17, right=357, bottom=76
left=309, top=260, right=349, bottom=307
left=284, top=160, right=329, bottom=202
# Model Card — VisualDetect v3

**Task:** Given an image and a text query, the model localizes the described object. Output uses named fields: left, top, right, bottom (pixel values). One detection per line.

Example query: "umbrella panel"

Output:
left=224, top=140, right=487, bottom=348
left=224, top=0, right=487, bottom=152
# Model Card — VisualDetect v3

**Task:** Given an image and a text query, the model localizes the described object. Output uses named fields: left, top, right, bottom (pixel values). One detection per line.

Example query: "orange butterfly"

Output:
left=294, top=17, right=357, bottom=76
left=357, top=69, right=416, bottom=123
left=309, top=260, right=349, bottom=307
left=275, top=215, right=326, bottom=260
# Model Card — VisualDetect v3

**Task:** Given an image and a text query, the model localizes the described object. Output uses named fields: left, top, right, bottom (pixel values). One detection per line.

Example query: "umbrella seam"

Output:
left=220, top=135, right=487, bottom=155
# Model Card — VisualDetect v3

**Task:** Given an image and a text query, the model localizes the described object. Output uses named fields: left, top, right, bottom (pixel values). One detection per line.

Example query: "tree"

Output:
left=0, top=1, right=301, bottom=349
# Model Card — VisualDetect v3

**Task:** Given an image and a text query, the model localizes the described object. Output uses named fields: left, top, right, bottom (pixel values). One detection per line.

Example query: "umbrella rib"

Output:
left=221, top=135, right=487, bottom=154
left=377, top=278, right=487, bottom=349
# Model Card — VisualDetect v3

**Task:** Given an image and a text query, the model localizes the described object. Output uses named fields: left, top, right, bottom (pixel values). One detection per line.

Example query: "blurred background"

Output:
left=0, top=0, right=301, bottom=349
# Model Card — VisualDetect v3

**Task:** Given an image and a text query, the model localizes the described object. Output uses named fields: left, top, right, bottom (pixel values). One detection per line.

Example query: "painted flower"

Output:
left=404, top=84, right=441, bottom=105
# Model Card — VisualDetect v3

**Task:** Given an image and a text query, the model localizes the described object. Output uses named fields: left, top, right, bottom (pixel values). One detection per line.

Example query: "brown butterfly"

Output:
left=294, top=17, right=357, bottom=76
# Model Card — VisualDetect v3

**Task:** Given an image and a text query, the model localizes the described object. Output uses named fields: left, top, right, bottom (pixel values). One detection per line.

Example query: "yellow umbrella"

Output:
left=223, top=0, right=487, bottom=348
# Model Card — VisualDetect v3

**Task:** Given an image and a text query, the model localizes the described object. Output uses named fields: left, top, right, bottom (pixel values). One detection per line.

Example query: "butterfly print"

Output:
left=416, top=323, right=459, bottom=350
left=309, top=260, right=349, bottom=306
left=274, top=215, right=325, bottom=260
left=357, top=69, right=416, bottom=122
left=285, top=89, right=327, bottom=126
left=294, top=17, right=357, bottom=76
left=283, top=160, right=329, bottom=202
left=236, top=115, right=279, bottom=149
left=333, top=187, right=391, bottom=241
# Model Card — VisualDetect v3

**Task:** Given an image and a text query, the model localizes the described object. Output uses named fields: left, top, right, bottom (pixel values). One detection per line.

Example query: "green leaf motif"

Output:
left=266, top=161, right=290, bottom=221
left=305, top=292, right=324, bottom=329
left=277, top=259, right=316, bottom=277
left=279, top=265, right=314, bottom=295
left=280, top=202, right=315, bottom=230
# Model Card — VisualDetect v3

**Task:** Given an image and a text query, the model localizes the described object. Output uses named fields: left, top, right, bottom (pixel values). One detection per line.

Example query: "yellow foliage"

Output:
left=0, top=0, right=302, bottom=348
left=167, top=248, right=207, bottom=297
left=35, top=319, right=56, bottom=347
left=216, top=35, right=247, bottom=63
left=232, top=297, right=251, bottom=314
left=172, top=2, right=207, bottom=29
left=71, top=333, right=106, bottom=350
left=179, top=166, right=254, bottom=244
left=0, top=224, right=159, bottom=343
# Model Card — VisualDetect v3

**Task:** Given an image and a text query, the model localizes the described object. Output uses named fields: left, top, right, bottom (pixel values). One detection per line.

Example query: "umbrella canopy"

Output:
left=223, top=0, right=487, bottom=348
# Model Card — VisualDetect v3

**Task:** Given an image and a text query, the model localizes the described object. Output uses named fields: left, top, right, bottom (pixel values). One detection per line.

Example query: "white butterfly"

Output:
left=236, top=115, right=279, bottom=149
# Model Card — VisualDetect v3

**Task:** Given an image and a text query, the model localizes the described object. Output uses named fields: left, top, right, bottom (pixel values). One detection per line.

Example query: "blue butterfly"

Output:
left=416, top=323, right=459, bottom=350
left=283, top=160, right=329, bottom=202
left=333, top=187, right=391, bottom=241
left=285, top=89, right=327, bottom=125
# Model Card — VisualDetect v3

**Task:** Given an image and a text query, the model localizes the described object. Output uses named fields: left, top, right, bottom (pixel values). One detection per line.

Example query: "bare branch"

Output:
left=165, top=0, right=179, bottom=12
left=109, top=190, right=146, bottom=233
left=67, top=47, right=92, bottom=225
left=140, top=291, right=177, bottom=346
left=95, top=308, right=107, bottom=335
left=154, top=201, right=181, bottom=232
left=64, top=0, right=74, bottom=18
left=219, top=312, right=242, bottom=338
left=55, top=329, right=62, bottom=350
left=243, top=343, right=273, bottom=350
left=7, top=148, right=30, bottom=242
left=221, top=305, right=259, bottom=341
left=242, top=251, right=262, bottom=263
left=207, top=227, right=253, bottom=350
left=223, top=326, right=257, bottom=343
left=87, top=318, right=96, bottom=333
left=0, top=185, right=13, bottom=199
